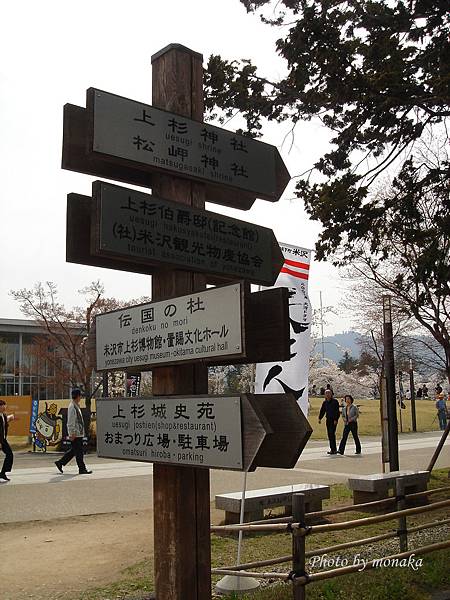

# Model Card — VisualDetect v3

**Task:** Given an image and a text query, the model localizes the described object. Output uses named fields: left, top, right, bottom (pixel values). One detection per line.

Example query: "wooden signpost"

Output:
left=62, top=43, right=307, bottom=600
left=96, top=393, right=312, bottom=472
left=91, top=181, right=284, bottom=286
left=89, top=282, right=291, bottom=371
left=62, top=94, right=290, bottom=210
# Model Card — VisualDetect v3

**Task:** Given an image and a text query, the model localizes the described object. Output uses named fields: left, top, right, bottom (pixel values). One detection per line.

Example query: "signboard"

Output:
left=86, top=88, right=290, bottom=202
left=95, top=283, right=244, bottom=371
left=96, top=392, right=312, bottom=471
left=29, top=398, right=39, bottom=434
left=91, top=181, right=283, bottom=286
left=0, top=395, right=32, bottom=436
left=96, top=396, right=243, bottom=469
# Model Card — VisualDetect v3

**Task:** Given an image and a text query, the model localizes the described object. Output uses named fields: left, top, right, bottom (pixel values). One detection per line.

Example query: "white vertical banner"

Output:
left=255, top=243, right=312, bottom=416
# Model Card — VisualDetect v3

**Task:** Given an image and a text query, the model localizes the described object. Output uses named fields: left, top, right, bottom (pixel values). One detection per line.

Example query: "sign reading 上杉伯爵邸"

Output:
left=95, top=283, right=243, bottom=371
left=96, top=396, right=243, bottom=469
left=91, top=181, right=283, bottom=286
left=87, top=88, right=290, bottom=202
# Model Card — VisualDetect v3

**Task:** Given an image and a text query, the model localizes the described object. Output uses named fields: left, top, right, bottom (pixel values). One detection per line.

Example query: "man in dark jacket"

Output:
left=0, top=399, right=16, bottom=481
left=318, top=390, right=340, bottom=454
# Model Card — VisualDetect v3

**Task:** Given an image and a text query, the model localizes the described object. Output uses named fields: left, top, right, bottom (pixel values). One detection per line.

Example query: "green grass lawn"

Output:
left=9, top=397, right=442, bottom=450
left=309, top=397, right=441, bottom=440
left=80, top=470, right=450, bottom=600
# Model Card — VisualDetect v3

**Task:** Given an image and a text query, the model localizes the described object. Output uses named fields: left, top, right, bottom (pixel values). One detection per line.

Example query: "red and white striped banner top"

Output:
left=280, top=257, right=310, bottom=280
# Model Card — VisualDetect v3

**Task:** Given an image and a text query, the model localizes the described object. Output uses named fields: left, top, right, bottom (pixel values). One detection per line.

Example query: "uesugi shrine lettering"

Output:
left=87, top=88, right=289, bottom=201
left=96, top=396, right=243, bottom=469
left=95, top=283, right=243, bottom=371
left=92, top=181, right=283, bottom=286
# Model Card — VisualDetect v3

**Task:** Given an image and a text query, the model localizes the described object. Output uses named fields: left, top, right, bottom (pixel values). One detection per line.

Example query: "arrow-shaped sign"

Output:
left=61, top=93, right=290, bottom=211
left=248, top=393, right=312, bottom=469
left=96, top=393, right=311, bottom=472
left=87, top=282, right=290, bottom=371
left=86, top=88, right=290, bottom=204
left=91, top=181, right=284, bottom=286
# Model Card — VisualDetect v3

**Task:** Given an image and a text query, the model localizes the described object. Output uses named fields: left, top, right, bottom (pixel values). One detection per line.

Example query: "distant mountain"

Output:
left=318, top=331, right=445, bottom=378
left=320, top=331, right=362, bottom=362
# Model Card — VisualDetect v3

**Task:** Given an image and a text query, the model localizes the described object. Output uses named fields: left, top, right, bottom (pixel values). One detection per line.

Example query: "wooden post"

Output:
left=427, top=419, right=450, bottom=472
left=151, top=44, right=211, bottom=600
left=409, top=359, right=417, bottom=432
left=383, top=296, right=399, bottom=471
left=396, top=478, right=408, bottom=552
left=292, top=493, right=306, bottom=600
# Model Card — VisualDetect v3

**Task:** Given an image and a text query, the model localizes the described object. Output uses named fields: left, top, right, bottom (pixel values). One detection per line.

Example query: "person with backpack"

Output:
left=435, top=386, right=447, bottom=431
left=337, top=394, right=361, bottom=455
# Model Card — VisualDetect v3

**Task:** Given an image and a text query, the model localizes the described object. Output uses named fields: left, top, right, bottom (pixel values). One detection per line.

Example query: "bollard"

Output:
left=396, top=478, right=408, bottom=552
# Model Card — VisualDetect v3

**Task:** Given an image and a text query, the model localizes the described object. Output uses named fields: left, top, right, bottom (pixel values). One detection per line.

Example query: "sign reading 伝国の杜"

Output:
left=95, top=283, right=244, bottom=371
left=255, top=244, right=312, bottom=416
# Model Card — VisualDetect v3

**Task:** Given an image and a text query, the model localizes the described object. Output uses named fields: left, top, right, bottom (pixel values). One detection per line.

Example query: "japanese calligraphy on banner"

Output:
left=95, top=283, right=243, bottom=371
left=87, top=89, right=284, bottom=200
left=96, top=396, right=243, bottom=469
left=126, top=373, right=141, bottom=397
left=255, top=244, right=312, bottom=416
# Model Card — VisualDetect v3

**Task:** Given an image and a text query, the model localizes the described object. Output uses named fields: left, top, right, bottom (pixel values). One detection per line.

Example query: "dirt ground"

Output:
left=1, top=510, right=155, bottom=600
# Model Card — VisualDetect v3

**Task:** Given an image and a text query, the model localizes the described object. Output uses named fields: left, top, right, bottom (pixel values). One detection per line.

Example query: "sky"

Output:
left=0, top=0, right=352, bottom=335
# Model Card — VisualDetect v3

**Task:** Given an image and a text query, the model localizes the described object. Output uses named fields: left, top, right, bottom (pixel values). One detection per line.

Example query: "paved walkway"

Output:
left=1, top=431, right=448, bottom=523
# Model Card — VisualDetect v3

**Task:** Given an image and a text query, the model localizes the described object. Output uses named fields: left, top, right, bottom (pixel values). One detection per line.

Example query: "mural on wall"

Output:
left=32, top=402, right=63, bottom=451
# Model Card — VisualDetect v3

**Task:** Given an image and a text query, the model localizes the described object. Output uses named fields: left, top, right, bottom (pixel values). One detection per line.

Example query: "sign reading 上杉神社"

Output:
left=86, top=88, right=289, bottom=202
left=96, top=396, right=243, bottom=469
left=95, top=283, right=243, bottom=371
left=91, top=181, right=283, bottom=286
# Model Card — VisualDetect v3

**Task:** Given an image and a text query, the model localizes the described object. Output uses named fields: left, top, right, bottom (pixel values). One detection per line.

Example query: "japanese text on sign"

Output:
left=89, top=89, right=277, bottom=198
left=95, top=283, right=243, bottom=371
left=94, top=182, right=276, bottom=284
left=96, top=396, right=243, bottom=469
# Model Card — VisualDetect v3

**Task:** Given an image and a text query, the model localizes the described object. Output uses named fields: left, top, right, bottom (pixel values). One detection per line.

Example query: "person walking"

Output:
left=55, top=388, right=92, bottom=475
left=0, top=399, right=16, bottom=481
left=318, top=389, right=340, bottom=455
left=338, top=395, right=361, bottom=455
left=435, top=385, right=447, bottom=431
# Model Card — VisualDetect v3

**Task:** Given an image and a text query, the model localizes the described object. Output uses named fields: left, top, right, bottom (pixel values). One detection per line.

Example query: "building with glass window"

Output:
left=0, top=318, right=74, bottom=400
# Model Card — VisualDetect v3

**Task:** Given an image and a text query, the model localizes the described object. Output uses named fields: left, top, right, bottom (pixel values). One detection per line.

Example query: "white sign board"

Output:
left=96, top=396, right=243, bottom=469
left=96, top=283, right=243, bottom=371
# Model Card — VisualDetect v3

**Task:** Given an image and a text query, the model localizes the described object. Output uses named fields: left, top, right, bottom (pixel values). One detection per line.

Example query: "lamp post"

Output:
left=383, top=295, right=399, bottom=471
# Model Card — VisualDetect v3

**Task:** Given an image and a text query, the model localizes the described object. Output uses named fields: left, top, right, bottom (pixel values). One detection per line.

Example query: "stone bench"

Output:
left=348, top=470, right=430, bottom=505
left=215, top=483, right=330, bottom=524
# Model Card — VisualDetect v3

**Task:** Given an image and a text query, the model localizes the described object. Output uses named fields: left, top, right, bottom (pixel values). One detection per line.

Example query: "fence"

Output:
left=211, top=482, right=450, bottom=599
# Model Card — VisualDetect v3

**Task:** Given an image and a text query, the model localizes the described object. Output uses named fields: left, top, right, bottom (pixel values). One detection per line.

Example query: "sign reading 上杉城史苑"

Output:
left=91, top=181, right=283, bottom=286
left=95, top=283, right=243, bottom=371
left=96, top=396, right=243, bottom=469
left=86, top=88, right=290, bottom=202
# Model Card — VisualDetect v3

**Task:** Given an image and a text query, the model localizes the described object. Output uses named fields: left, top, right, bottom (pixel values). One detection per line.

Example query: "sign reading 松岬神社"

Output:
left=95, top=283, right=243, bottom=371
left=96, top=396, right=243, bottom=469
left=87, top=88, right=288, bottom=201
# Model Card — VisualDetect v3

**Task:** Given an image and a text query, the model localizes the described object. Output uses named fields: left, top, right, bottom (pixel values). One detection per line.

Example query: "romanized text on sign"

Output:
left=93, top=181, right=281, bottom=285
left=96, top=396, right=243, bottom=469
left=88, top=88, right=280, bottom=199
left=95, top=283, right=243, bottom=371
